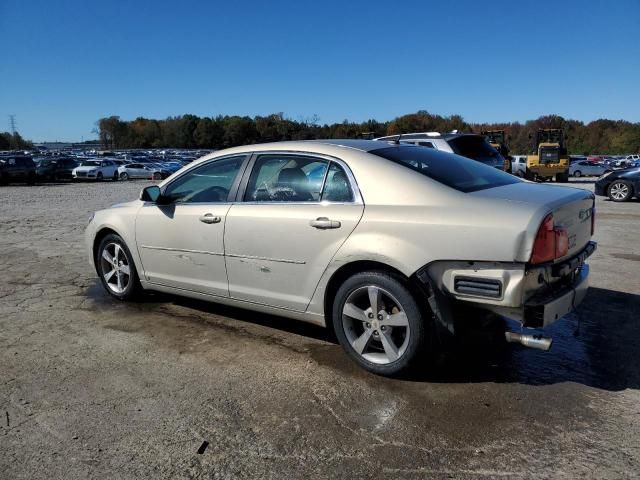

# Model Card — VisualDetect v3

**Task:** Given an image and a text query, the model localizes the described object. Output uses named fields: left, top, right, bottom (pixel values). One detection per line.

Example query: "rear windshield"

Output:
left=370, top=145, right=520, bottom=193
left=447, top=135, right=504, bottom=168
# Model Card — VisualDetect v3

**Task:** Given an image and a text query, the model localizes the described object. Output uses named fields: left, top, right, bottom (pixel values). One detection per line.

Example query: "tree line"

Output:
left=95, top=111, right=640, bottom=155
left=0, top=132, right=33, bottom=150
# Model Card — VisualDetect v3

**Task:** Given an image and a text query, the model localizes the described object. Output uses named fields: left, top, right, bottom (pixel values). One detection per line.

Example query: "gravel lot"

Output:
left=1, top=179, right=639, bottom=479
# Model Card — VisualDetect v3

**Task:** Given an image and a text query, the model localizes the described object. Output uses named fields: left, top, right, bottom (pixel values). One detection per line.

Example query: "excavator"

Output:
left=481, top=130, right=511, bottom=172
left=525, top=129, right=570, bottom=182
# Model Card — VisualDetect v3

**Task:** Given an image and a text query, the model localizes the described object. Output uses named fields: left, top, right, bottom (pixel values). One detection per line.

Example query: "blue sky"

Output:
left=1, top=0, right=639, bottom=141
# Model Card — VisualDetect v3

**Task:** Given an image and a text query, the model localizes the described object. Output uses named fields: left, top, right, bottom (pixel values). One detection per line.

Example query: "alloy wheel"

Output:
left=610, top=182, right=629, bottom=201
left=99, top=242, right=131, bottom=294
left=342, top=285, right=410, bottom=364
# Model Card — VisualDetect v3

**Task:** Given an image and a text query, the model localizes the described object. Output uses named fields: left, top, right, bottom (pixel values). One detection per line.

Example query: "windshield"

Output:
left=484, top=132, right=504, bottom=144
left=81, top=160, right=101, bottom=167
left=370, top=145, right=520, bottom=193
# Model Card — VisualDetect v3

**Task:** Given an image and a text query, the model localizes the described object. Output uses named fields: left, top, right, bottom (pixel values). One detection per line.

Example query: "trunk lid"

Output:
left=471, top=182, right=594, bottom=261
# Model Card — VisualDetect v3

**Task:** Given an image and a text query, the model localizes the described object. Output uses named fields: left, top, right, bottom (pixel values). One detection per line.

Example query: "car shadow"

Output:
left=108, top=285, right=640, bottom=391
left=137, top=290, right=333, bottom=343
left=404, top=286, right=640, bottom=391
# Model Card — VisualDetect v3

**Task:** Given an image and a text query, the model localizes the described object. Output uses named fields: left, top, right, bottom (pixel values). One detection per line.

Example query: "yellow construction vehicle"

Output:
left=481, top=130, right=511, bottom=172
left=525, top=129, right=570, bottom=182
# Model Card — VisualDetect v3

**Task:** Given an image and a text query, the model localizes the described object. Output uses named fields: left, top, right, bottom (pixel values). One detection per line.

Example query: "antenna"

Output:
left=393, top=133, right=403, bottom=145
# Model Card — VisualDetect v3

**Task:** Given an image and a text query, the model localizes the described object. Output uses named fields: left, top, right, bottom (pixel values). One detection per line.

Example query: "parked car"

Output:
left=0, top=155, right=37, bottom=185
left=118, top=163, right=163, bottom=180
left=374, top=132, right=507, bottom=170
left=569, top=161, right=610, bottom=178
left=624, top=154, right=640, bottom=162
left=511, top=155, right=528, bottom=177
left=86, top=140, right=596, bottom=376
left=595, top=166, right=640, bottom=202
left=72, top=159, right=119, bottom=181
left=36, top=157, right=79, bottom=181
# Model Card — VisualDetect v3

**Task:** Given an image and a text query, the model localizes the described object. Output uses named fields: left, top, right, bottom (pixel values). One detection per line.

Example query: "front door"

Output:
left=135, top=155, right=247, bottom=297
left=224, top=153, right=364, bottom=311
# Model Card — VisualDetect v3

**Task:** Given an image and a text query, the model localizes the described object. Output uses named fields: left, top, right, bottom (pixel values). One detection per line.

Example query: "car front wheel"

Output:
left=608, top=180, right=633, bottom=202
left=119, top=172, right=129, bottom=181
left=573, top=170, right=581, bottom=178
left=332, top=272, right=428, bottom=376
left=96, top=234, right=142, bottom=300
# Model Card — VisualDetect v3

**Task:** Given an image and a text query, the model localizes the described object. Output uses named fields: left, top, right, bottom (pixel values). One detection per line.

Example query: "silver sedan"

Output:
left=86, top=140, right=596, bottom=376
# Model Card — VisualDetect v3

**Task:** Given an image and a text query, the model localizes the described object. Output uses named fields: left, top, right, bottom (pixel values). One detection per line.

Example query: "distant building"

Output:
left=34, top=141, right=100, bottom=151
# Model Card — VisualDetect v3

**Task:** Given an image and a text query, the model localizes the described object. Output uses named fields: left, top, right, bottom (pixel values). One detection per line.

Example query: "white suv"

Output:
left=72, top=159, right=119, bottom=181
left=374, top=132, right=506, bottom=170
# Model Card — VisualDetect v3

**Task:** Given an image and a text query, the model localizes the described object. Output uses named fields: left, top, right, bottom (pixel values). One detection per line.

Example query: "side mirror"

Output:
left=140, top=185, right=161, bottom=203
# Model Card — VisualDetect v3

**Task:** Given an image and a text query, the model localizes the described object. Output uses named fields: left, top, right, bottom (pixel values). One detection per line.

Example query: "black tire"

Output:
left=608, top=180, right=633, bottom=202
left=332, top=271, right=429, bottom=376
left=96, top=172, right=104, bottom=182
left=573, top=170, right=581, bottom=178
left=119, top=172, right=129, bottom=181
left=113, top=171, right=119, bottom=181
left=153, top=172, right=162, bottom=180
left=95, top=233, right=142, bottom=301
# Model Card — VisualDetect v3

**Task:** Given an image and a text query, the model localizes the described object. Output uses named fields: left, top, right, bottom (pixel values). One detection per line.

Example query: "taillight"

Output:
left=530, top=214, right=569, bottom=264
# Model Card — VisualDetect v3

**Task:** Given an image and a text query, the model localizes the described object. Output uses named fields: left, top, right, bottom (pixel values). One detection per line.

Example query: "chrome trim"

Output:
left=140, top=245, right=224, bottom=256
left=226, top=253, right=306, bottom=265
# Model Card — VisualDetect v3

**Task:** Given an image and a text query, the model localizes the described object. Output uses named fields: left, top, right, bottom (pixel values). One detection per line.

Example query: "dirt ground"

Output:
left=1, top=179, right=639, bottom=479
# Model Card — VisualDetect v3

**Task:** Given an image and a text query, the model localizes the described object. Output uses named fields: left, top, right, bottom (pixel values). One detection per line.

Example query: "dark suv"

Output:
left=0, top=156, right=37, bottom=185
left=36, top=157, right=79, bottom=181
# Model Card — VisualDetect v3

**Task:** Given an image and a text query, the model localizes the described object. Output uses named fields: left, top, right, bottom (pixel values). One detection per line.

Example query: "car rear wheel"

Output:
left=153, top=172, right=162, bottom=180
left=608, top=180, right=633, bottom=202
left=332, top=272, right=428, bottom=376
left=119, top=172, right=129, bottom=181
left=96, top=172, right=104, bottom=182
left=112, top=171, right=119, bottom=181
left=96, top=234, right=142, bottom=300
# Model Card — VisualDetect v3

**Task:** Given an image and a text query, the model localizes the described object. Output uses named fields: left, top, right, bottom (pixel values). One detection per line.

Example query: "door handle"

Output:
left=199, top=213, right=221, bottom=224
left=309, top=217, right=341, bottom=229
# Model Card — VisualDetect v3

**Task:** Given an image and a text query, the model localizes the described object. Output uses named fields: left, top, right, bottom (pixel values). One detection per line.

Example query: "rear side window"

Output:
left=244, top=154, right=329, bottom=202
left=322, top=163, right=354, bottom=202
left=370, top=145, right=520, bottom=193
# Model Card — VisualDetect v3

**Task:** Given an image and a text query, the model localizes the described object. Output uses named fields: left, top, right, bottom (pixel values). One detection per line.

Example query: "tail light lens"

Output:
left=530, top=214, right=569, bottom=264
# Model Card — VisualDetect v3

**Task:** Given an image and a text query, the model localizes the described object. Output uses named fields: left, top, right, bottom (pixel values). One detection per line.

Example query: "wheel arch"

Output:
left=92, top=227, right=121, bottom=270
left=322, top=260, right=430, bottom=336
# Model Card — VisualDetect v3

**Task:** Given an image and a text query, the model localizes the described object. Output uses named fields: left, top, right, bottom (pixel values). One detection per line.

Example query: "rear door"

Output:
left=224, top=153, right=364, bottom=311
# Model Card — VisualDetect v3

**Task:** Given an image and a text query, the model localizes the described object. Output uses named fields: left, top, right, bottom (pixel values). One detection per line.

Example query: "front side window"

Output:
left=245, top=154, right=329, bottom=202
left=163, top=155, right=245, bottom=203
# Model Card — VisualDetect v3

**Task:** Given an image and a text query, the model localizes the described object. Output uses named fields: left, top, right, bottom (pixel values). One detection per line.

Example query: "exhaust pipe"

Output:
left=505, top=332, right=552, bottom=351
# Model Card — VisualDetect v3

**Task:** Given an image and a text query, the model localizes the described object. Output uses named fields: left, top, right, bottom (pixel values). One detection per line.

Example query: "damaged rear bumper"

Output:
left=418, top=242, right=596, bottom=328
